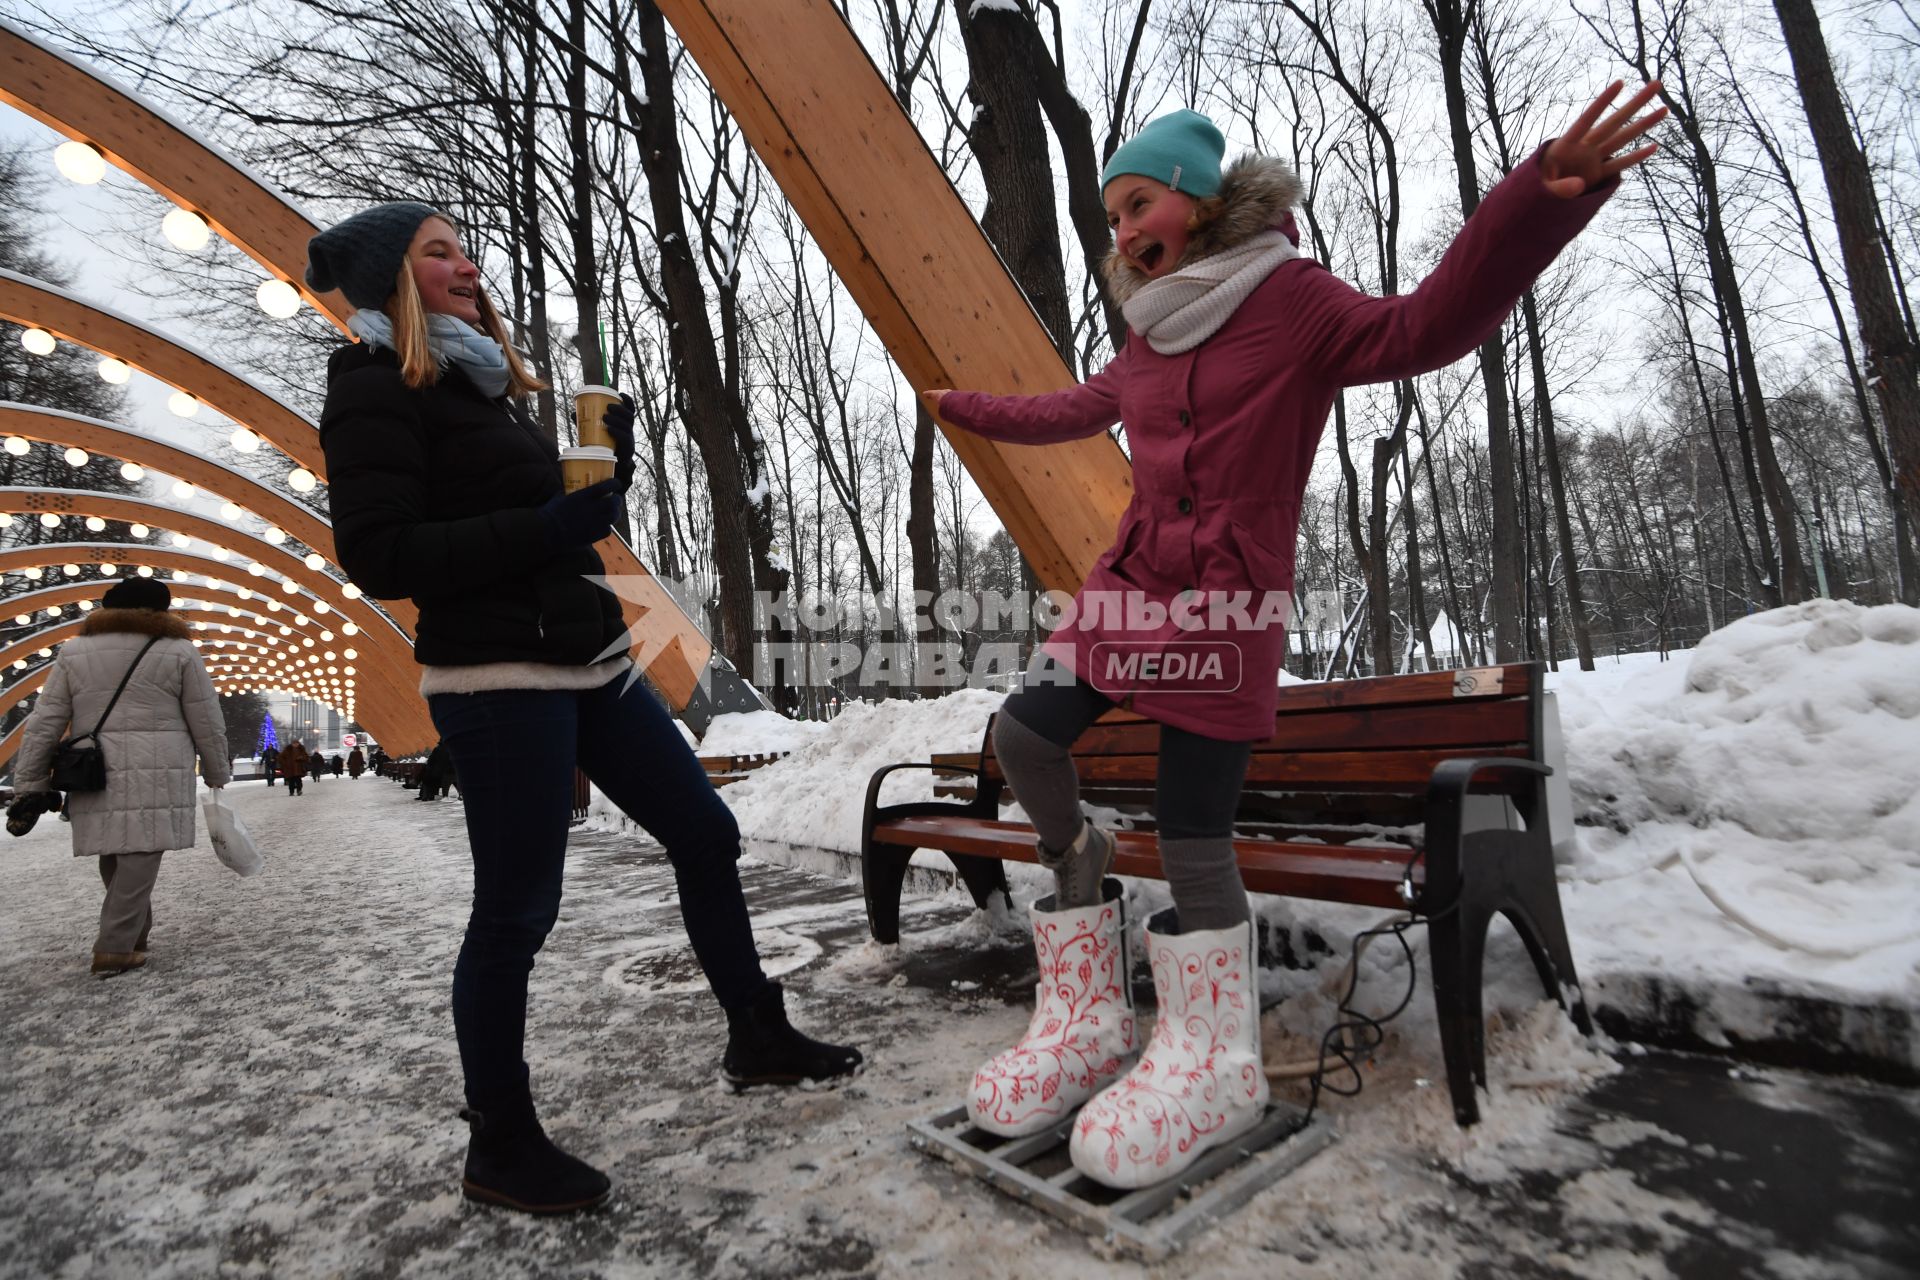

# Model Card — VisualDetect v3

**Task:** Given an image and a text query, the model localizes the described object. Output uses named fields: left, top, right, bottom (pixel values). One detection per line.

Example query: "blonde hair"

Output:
left=385, top=259, right=549, bottom=396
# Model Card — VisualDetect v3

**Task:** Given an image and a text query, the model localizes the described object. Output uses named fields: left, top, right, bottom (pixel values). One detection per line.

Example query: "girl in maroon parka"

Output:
left=924, top=84, right=1665, bottom=1187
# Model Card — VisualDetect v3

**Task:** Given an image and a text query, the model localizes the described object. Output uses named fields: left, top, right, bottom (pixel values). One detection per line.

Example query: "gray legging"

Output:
left=994, top=654, right=1253, bottom=931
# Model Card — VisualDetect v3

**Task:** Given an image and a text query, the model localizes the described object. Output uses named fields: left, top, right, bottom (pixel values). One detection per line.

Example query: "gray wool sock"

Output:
left=1159, top=836, right=1251, bottom=932
left=992, top=711, right=1086, bottom=853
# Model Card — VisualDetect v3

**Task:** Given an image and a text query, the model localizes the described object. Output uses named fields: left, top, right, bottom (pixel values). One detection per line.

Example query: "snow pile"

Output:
left=619, top=689, right=1004, bottom=853
left=696, top=709, right=830, bottom=756
left=1553, top=600, right=1920, bottom=1006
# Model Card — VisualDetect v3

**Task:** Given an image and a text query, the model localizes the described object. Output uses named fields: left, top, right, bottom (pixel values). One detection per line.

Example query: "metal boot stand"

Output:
left=908, top=1094, right=1334, bottom=1259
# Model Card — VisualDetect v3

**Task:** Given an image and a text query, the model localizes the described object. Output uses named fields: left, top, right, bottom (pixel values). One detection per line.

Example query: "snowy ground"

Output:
left=3, top=602, right=1918, bottom=1276
left=3, top=774, right=1917, bottom=1277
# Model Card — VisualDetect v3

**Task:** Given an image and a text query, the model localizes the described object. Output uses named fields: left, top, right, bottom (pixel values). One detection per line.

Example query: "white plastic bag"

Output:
left=203, top=791, right=263, bottom=877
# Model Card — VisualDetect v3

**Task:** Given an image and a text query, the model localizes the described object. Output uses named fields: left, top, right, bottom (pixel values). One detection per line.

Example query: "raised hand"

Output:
left=919, top=389, right=949, bottom=419
left=1542, top=80, right=1668, bottom=199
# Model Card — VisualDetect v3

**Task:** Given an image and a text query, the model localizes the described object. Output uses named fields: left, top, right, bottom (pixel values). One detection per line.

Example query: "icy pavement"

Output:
left=3, top=777, right=1917, bottom=1278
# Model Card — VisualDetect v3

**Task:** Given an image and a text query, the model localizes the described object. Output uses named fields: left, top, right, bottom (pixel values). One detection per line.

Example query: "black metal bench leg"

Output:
left=1426, top=904, right=1493, bottom=1127
left=863, top=844, right=913, bottom=946
left=950, top=853, right=1011, bottom=914
left=1502, top=883, right=1594, bottom=1037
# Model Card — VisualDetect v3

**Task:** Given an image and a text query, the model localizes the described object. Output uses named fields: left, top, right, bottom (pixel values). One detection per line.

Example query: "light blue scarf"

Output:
left=348, top=310, right=512, bottom=398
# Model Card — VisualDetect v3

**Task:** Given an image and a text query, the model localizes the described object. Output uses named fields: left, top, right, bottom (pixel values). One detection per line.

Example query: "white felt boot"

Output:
left=967, top=879, right=1136, bottom=1137
left=1069, top=909, right=1268, bottom=1187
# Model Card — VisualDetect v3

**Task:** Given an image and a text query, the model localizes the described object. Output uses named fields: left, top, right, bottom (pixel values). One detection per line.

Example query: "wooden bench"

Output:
left=859, top=662, right=1589, bottom=1127
left=700, top=751, right=789, bottom=788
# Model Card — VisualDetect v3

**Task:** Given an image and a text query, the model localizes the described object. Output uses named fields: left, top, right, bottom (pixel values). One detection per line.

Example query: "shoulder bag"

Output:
left=49, top=636, right=163, bottom=793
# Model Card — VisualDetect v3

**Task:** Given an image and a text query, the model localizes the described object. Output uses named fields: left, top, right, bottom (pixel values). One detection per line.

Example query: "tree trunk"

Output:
left=1521, top=292, right=1594, bottom=668
left=952, top=0, right=1075, bottom=360
left=1772, top=0, right=1920, bottom=550
left=1425, top=0, right=1525, bottom=660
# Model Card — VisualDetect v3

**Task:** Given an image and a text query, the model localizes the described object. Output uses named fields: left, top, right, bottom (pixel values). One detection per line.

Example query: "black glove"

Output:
left=7, top=790, right=61, bottom=837
left=539, top=479, right=622, bottom=550
left=604, top=393, right=637, bottom=491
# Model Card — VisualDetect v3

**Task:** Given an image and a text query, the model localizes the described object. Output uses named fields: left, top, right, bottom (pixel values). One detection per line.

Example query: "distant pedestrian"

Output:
left=308, top=751, right=326, bottom=784
left=348, top=747, right=365, bottom=779
left=330, top=753, right=345, bottom=778
left=416, top=741, right=456, bottom=802
left=9, top=577, right=231, bottom=977
left=281, top=740, right=310, bottom=796
left=261, top=744, right=279, bottom=787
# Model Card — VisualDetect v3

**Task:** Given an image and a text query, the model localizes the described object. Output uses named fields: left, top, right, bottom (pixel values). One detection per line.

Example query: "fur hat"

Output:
left=1101, top=110, right=1226, bottom=198
left=305, top=202, right=445, bottom=310
left=101, top=576, right=170, bottom=612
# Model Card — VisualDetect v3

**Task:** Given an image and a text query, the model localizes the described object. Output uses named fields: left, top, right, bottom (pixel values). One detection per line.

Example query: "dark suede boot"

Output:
left=458, top=1091, right=612, bottom=1215
left=721, top=982, right=864, bottom=1089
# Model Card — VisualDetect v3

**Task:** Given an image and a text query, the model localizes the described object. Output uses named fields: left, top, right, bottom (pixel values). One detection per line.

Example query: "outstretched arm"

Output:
left=1302, top=81, right=1666, bottom=388
left=920, top=350, right=1126, bottom=445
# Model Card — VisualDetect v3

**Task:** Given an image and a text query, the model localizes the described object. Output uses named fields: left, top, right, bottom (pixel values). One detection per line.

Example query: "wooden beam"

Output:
left=0, top=22, right=351, bottom=329
left=657, top=0, right=1132, bottom=593
left=0, top=487, right=419, bottom=712
left=0, top=401, right=417, bottom=633
left=0, top=542, right=435, bottom=751
left=0, top=574, right=419, bottom=733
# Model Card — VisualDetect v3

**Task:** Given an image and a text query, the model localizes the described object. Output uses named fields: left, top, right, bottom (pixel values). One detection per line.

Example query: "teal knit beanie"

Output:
left=1100, top=110, right=1226, bottom=198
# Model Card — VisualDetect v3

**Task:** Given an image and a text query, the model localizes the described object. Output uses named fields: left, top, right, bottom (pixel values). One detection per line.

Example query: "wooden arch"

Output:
left=0, top=580, right=389, bottom=692
left=0, top=544, right=433, bottom=749
left=0, top=490, right=420, bottom=716
left=0, top=401, right=419, bottom=633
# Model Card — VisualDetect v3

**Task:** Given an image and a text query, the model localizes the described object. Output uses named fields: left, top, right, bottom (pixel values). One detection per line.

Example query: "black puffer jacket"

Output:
left=318, top=343, right=625, bottom=667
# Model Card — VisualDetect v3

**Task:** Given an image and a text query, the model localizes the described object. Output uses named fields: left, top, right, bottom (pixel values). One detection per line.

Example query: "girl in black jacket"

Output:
left=308, top=202, right=859, bottom=1216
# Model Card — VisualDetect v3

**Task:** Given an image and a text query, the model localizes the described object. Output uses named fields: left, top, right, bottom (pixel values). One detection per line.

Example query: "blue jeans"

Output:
left=428, top=674, right=768, bottom=1103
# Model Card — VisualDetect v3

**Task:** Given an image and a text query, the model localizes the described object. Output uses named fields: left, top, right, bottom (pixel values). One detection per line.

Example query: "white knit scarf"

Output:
left=1120, top=229, right=1298, bottom=354
left=347, top=310, right=512, bottom=398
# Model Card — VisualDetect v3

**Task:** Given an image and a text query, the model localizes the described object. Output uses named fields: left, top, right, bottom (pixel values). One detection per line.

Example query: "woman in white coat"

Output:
left=13, top=577, right=231, bottom=976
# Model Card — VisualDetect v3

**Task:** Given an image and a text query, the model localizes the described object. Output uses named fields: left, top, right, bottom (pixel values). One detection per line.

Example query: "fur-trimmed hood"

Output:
left=78, top=607, right=191, bottom=640
left=1104, top=154, right=1303, bottom=306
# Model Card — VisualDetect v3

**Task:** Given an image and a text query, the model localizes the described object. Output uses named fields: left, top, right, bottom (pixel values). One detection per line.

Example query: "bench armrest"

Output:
left=1419, top=757, right=1553, bottom=909
left=861, top=761, right=999, bottom=836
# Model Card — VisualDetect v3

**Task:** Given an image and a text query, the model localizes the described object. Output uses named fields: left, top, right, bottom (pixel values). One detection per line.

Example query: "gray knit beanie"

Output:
left=304, top=201, right=446, bottom=310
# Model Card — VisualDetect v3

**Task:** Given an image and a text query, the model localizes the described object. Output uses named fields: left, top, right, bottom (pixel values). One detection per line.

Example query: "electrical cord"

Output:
left=1261, top=848, right=1463, bottom=1125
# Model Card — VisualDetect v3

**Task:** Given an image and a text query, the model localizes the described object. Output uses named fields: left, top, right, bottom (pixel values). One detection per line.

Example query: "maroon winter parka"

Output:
left=940, top=145, right=1613, bottom=740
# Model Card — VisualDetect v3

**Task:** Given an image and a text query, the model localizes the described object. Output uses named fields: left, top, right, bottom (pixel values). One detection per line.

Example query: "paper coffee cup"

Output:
left=575, top=384, right=620, bottom=451
left=560, top=445, right=617, bottom=493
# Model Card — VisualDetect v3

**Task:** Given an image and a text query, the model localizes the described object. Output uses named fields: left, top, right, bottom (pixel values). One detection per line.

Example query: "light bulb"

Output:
left=303, top=552, right=324, bottom=570
left=84, top=516, right=105, bottom=532
left=313, top=600, right=331, bottom=615
left=62, top=564, right=79, bottom=577
left=97, top=357, right=131, bottom=384
left=120, top=462, right=144, bottom=482
left=0, top=514, right=10, bottom=527
left=230, top=428, right=260, bottom=453
left=287, top=467, right=317, bottom=493
left=99, top=563, right=117, bottom=576
left=161, top=207, right=210, bottom=251
left=341, top=622, right=358, bottom=635
left=170, top=533, right=190, bottom=548
left=281, top=579, right=299, bottom=594
left=12, top=613, right=26, bottom=625
left=247, top=562, right=265, bottom=577
left=128, top=524, right=148, bottom=539
left=256, top=278, right=301, bottom=318
left=20, top=328, right=55, bottom=356
left=137, top=566, right=153, bottom=577
left=63, top=447, right=88, bottom=467
left=24, top=567, right=43, bottom=580
left=211, top=547, right=230, bottom=561
left=2, top=437, right=29, bottom=456
left=220, top=502, right=244, bottom=521
left=168, top=392, right=199, bottom=418
left=341, top=583, right=362, bottom=600
left=53, top=140, right=107, bottom=184
left=343, top=648, right=357, bottom=660
left=47, top=603, right=63, bottom=615
left=264, top=527, right=286, bottom=544
left=77, top=600, right=92, bottom=612
left=38, top=513, right=59, bottom=528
